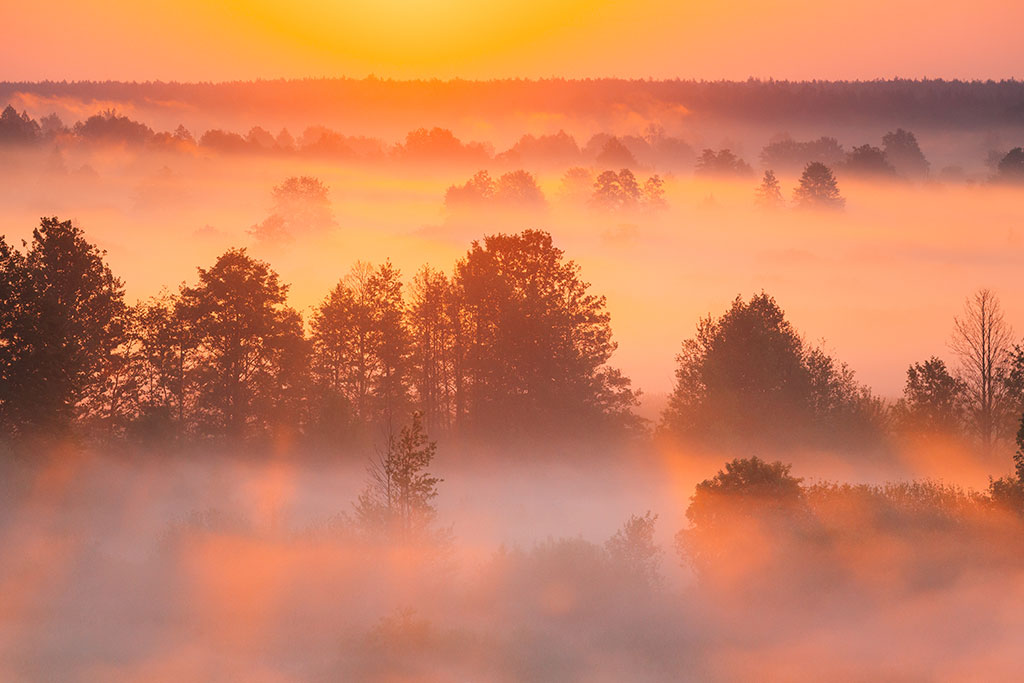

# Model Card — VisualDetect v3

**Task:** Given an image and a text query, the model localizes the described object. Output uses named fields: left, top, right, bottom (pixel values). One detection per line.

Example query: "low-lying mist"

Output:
left=3, top=441, right=1024, bottom=681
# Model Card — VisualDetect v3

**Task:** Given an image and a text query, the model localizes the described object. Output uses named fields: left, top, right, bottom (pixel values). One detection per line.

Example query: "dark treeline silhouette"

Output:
left=10, top=100, right=1024, bottom=186
left=0, top=219, right=639, bottom=447
left=5, top=218, right=1024, bottom=465
left=659, top=293, right=884, bottom=448
left=6, top=78, right=1024, bottom=128
left=0, top=105, right=702, bottom=173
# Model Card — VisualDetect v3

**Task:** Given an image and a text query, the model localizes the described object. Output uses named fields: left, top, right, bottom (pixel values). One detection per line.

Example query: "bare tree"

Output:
left=950, top=289, right=1013, bottom=452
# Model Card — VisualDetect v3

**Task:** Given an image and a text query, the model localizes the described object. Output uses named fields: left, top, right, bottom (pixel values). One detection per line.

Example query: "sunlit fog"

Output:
left=3, top=24, right=1024, bottom=683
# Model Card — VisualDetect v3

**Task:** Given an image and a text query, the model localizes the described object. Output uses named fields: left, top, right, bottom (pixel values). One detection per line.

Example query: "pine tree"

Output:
left=754, top=169, right=784, bottom=208
left=793, top=162, right=845, bottom=210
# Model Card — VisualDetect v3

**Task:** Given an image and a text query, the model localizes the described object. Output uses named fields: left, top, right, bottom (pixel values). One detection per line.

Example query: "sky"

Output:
left=3, top=0, right=1024, bottom=82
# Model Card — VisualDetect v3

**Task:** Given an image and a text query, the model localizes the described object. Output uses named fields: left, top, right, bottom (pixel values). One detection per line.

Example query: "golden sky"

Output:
left=4, top=0, right=1023, bottom=81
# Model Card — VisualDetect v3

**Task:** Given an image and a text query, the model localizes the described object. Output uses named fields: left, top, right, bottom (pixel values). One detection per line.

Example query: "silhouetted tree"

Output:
left=595, top=137, right=638, bottom=167
left=494, top=170, right=545, bottom=206
left=498, top=130, right=580, bottom=166
left=895, top=357, right=965, bottom=433
left=679, top=457, right=805, bottom=571
left=354, top=411, right=442, bottom=539
left=951, top=289, right=1013, bottom=452
left=444, top=170, right=495, bottom=209
left=661, top=293, right=877, bottom=445
left=310, top=262, right=410, bottom=434
left=408, top=266, right=458, bottom=434
left=395, top=127, right=489, bottom=162
left=250, top=176, right=336, bottom=243
left=606, top=511, right=662, bottom=588
left=759, top=135, right=844, bottom=172
left=642, top=174, right=667, bottom=209
left=0, top=105, right=41, bottom=144
left=0, top=218, right=127, bottom=436
left=694, top=149, right=753, bottom=177
left=882, top=129, right=929, bottom=177
left=559, top=166, right=593, bottom=202
left=793, top=162, right=845, bottom=210
left=996, top=148, right=1024, bottom=182
left=754, top=169, right=784, bottom=208
left=73, top=110, right=153, bottom=145
left=452, top=230, right=639, bottom=434
left=843, top=144, right=897, bottom=177
left=176, top=249, right=306, bottom=438
left=591, top=169, right=641, bottom=210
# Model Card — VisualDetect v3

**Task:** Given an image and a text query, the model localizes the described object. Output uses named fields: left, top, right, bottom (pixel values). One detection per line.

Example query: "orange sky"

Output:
left=3, top=0, right=1023, bottom=81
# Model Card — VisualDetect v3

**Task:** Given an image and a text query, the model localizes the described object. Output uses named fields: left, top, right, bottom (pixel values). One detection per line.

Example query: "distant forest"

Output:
left=3, top=78, right=1024, bottom=127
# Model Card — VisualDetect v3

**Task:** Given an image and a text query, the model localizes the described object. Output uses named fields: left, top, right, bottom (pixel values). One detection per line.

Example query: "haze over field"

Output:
left=4, top=2, right=1024, bottom=681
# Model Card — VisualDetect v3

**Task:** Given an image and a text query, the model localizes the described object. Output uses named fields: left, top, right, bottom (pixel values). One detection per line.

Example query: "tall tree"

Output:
left=177, top=248, right=306, bottom=438
left=661, top=293, right=878, bottom=445
left=950, top=288, right=1013, bottom=451
left=310, top=261, right=410, bottom=434
left=0, top=218, right=127, bottom=437
left=408, top=266, right=458, bottom=434
left=452, top=230, right=639, bottom=434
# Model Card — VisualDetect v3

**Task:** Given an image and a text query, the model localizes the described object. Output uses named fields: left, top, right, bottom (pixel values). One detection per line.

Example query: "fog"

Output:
left=3, top=442, right=1024, bottom=681
left=2, top=141, right=1023, bottom=404
left=4, top=88, right=1024, bottom=681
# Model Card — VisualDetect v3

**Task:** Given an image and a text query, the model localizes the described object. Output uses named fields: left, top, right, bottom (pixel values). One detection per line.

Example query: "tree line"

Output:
left=3, top=217, right=1023, bottom=461
left=0, top=219, right=639, bottom=445
left=5, top=79, right=1024, bottom=128
left=659, top=288, right=1024, bottom=458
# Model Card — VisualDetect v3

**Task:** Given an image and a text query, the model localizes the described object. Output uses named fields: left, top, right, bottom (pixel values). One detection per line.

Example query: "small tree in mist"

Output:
left=882, top=129, right=929, bottom=178
left=754, top=169, right=784, bottom=208
left=591, top=169, right=642, bottom=210
left=250, top=175, right=336, bottom=243
left=995, top=148, right=1024, bottom=182
left=595, top=137, right=638, bottom=167
left=695, top=148, right=753, bottom=177
left=606, top=511, right=662, bottom=588
left=843, top=144, right=897, bottom=178
left=678, top=457, right=805, bottom=573
left=559, top=166, right=593, bottom=202
left=895, top=357, right=966, bottom=433
left=444, top=170, right=496, bottom=209
left=793, top=162, right=844, bottom=210
left=494, top=170, right=546, bottom=207
left=642, top=174, right=667, bottom=210
left=950, top=288, right=1013, bottom=452
left=354, top=411, right=443, bottom=539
